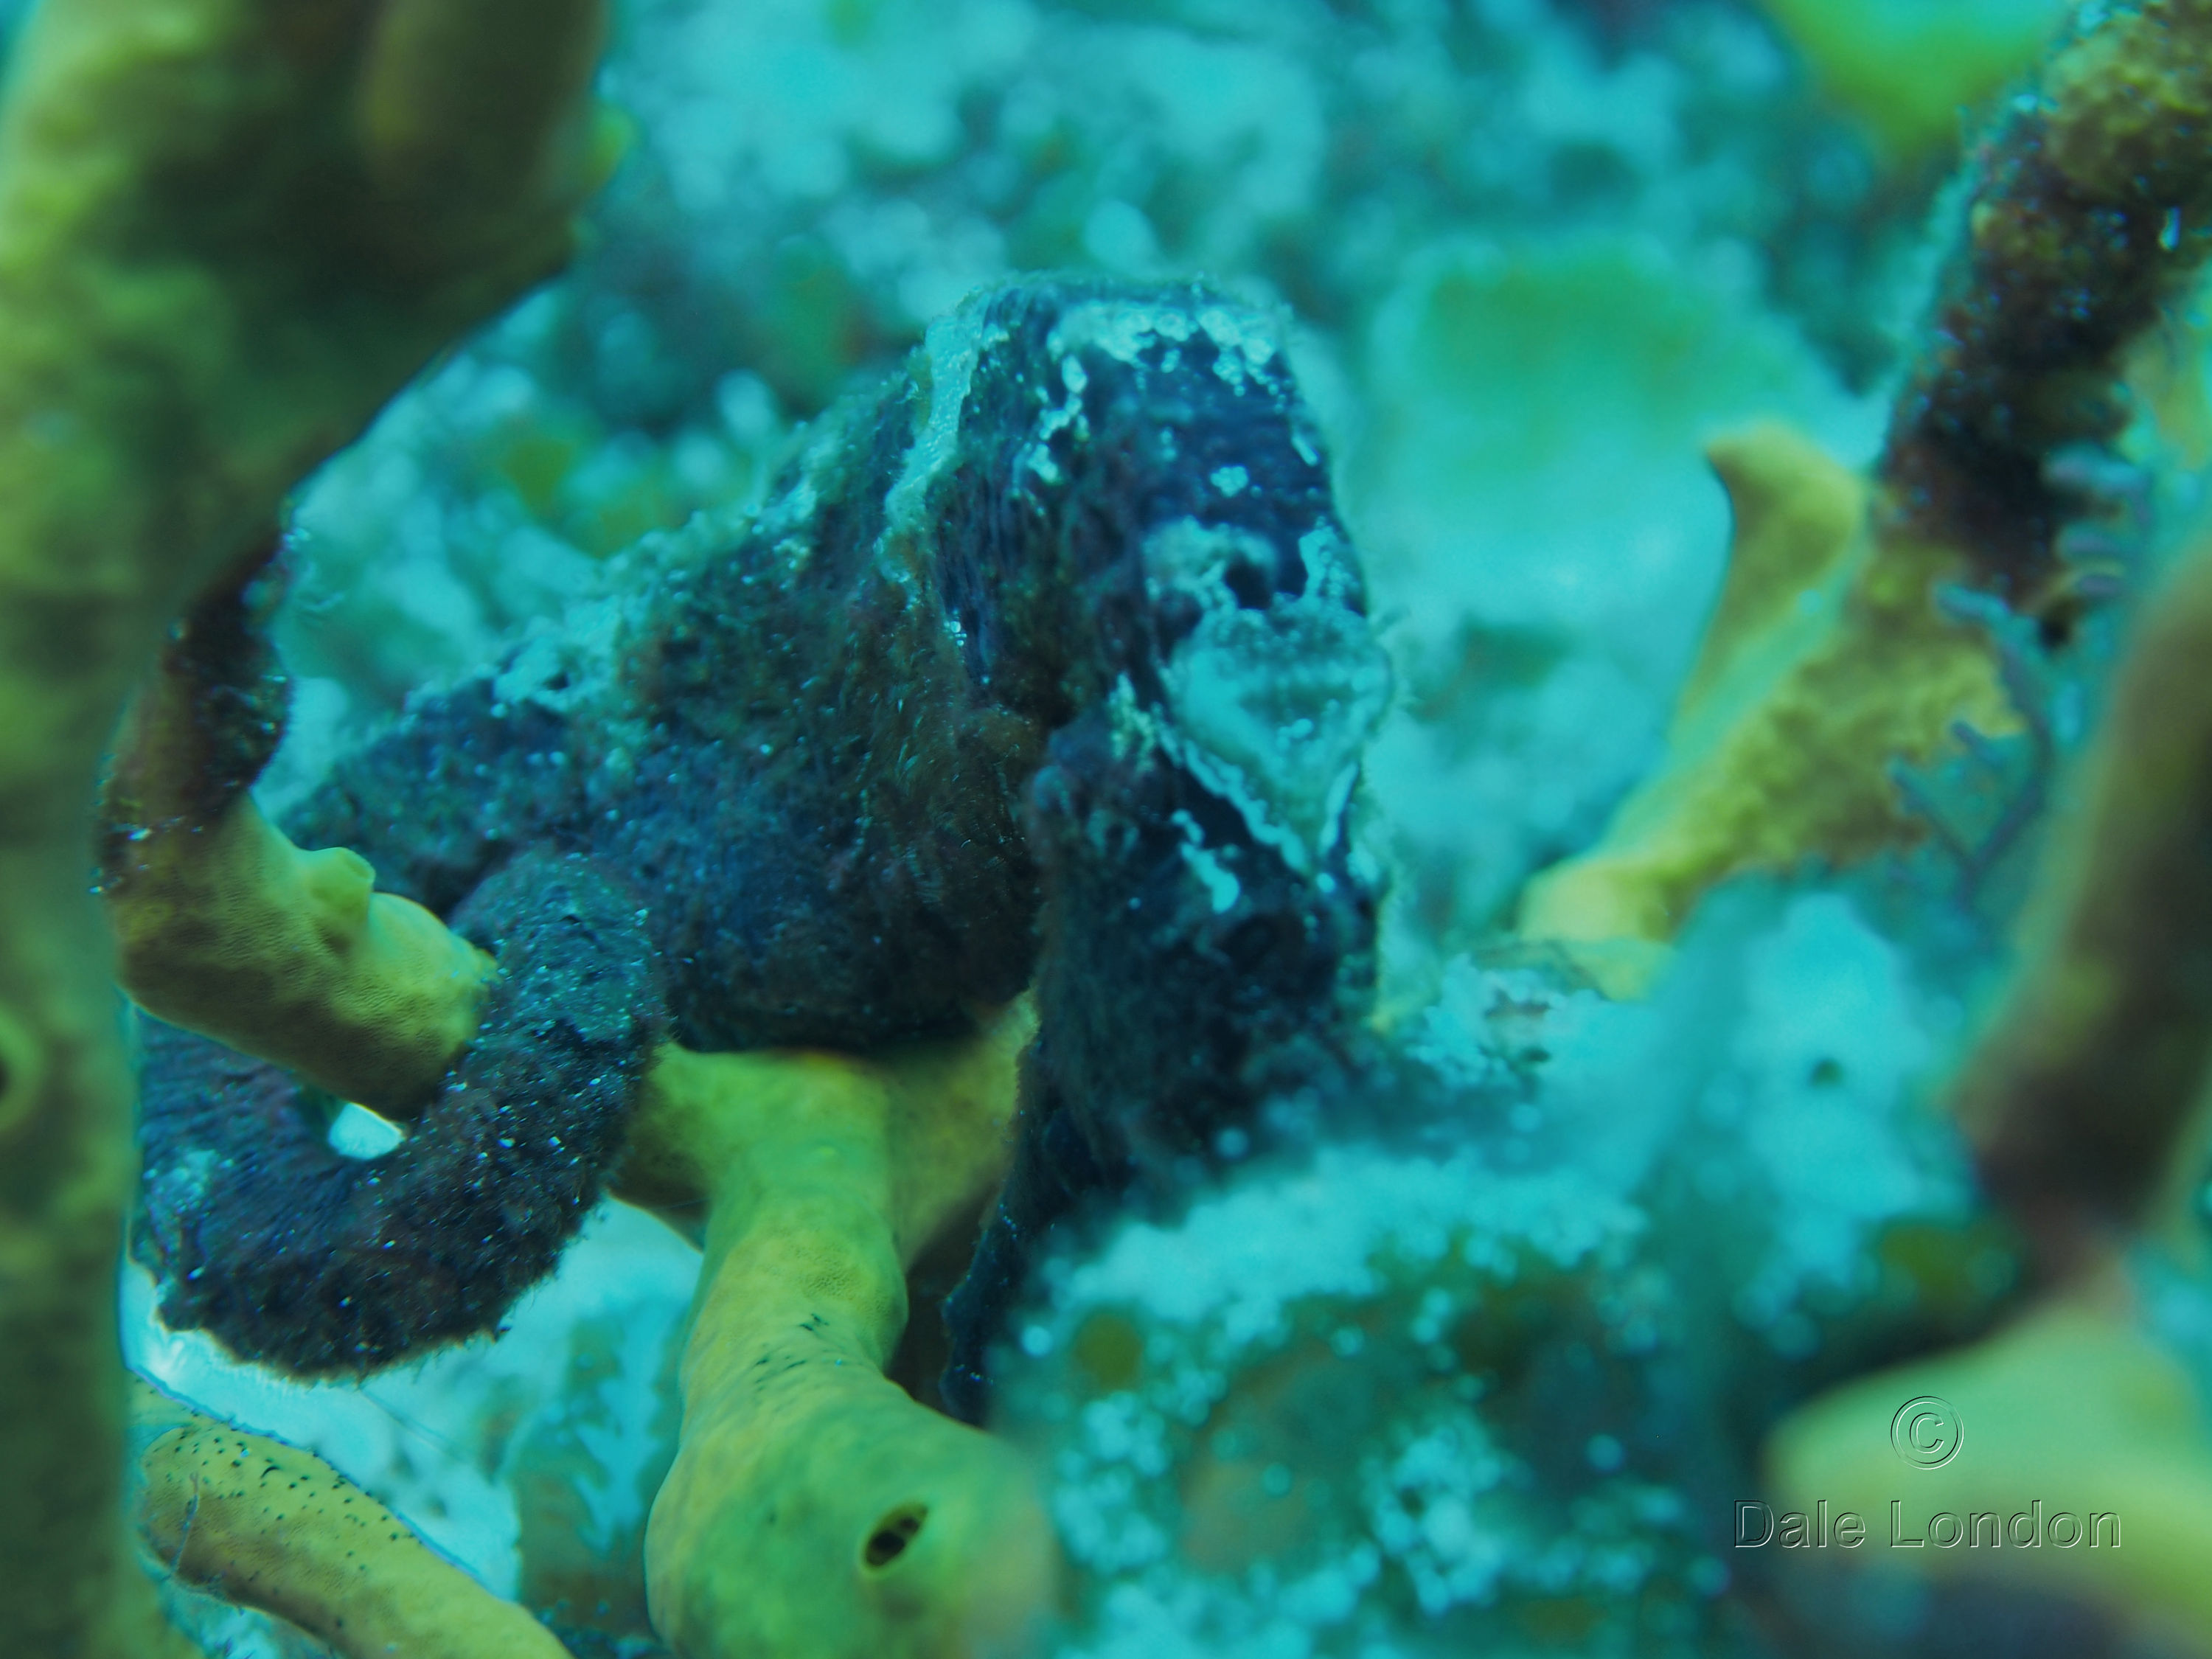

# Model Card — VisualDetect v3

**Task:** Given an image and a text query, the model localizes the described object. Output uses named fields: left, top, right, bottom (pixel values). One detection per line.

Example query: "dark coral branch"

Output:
left=1879, top=0, right=2212, bottom=604
left=96, top=538, right=292, bottom=886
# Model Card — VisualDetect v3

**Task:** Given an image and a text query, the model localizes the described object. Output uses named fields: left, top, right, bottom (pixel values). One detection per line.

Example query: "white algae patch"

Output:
left=993, top=882, right=1985, bottom=1654
left=1056, top=1147, right=1638, bottom=1343
left=1000, top=1146, right=1666, bottom=1655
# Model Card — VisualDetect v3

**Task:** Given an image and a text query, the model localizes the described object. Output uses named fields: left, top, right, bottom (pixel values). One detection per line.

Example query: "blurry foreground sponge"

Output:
left=1769, top=1293, right=2212, bottom=1646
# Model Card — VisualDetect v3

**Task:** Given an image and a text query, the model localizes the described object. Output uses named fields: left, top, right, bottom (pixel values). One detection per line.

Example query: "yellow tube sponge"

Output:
left=1517, top=422, right=2011, bottom=977
left=624, top=1007, right=1060, bottom=1659
left=95, top=547, right=492, bottom=1116
left=135, top=1389, right=571, bottom=1659
left=106, top=792, right=493, bottom=1118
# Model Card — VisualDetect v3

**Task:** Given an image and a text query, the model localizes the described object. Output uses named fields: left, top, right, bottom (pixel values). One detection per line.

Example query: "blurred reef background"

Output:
left=77, top=0, right=2212, bottom=1653
left=238, top=0, right=2131, bottom=973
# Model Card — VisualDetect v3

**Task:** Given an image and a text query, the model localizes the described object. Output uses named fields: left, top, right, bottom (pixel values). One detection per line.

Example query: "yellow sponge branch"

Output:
left=623, top=1008, right=1059, bottom=1659
left=134, top=1388, right=571, bottom=1659
left=1519, top=424, right=2011, bottom=979
left=105, top=792, right=493, bottom=1117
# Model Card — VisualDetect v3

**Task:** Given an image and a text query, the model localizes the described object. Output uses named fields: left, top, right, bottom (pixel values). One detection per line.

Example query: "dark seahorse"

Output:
left=131, top=276, right=1388, bottom=1397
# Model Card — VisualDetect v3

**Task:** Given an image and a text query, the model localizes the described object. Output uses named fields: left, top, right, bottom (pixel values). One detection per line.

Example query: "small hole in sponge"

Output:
left=863, top=1505, right=928, bottom=1568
